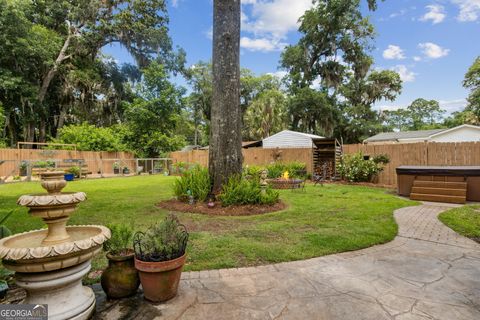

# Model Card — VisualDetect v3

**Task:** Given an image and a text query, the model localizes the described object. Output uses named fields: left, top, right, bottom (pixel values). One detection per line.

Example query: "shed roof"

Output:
left=364, top=129, right=446, bottom=143
left=266, top=130, right=325, bottom=140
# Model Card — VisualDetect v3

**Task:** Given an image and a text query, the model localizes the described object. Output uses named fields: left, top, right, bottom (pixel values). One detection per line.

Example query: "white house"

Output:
left=364, top=124, right=480, bottom=144
left=262, top=130, right=325, bottom=149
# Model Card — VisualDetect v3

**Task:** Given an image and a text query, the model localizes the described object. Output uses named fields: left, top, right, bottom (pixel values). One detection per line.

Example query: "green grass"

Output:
left=0, top=175, right=415, bottom=282
left=439, top=205, right=480, bottom=241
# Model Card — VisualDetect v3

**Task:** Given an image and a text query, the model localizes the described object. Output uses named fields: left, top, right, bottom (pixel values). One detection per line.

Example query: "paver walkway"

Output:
left=95, top=203, right=480, bottom=320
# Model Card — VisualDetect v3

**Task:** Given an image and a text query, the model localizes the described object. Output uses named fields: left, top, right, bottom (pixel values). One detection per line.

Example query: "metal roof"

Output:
left=364, top=129, right=446, bottom=142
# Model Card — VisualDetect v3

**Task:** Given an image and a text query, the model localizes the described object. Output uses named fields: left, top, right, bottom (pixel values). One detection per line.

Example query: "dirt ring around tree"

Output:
left=157, top=199, right=287, bottom=216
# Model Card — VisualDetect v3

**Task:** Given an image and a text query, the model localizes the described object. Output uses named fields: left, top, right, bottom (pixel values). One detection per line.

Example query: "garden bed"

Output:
left=157, top=199, right=287, bottom=216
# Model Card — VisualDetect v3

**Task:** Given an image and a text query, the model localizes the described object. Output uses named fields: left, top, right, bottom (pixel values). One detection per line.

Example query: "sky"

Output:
left=102, top=0, right=480, bottom=115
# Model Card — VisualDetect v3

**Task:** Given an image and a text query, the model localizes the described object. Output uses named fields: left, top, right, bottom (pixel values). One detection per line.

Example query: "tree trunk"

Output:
left=38, top=32, right=72, bottom=104
left=209, top=0, right=242, bottom=193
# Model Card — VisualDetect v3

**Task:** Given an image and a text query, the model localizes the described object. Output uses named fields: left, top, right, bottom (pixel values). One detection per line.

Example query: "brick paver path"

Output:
left=95, top=204, right=480, bottom=320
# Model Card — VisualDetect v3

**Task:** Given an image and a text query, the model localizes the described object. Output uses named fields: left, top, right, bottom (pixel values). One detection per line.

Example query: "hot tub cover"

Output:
left=396, top=166, right=480, bottom=176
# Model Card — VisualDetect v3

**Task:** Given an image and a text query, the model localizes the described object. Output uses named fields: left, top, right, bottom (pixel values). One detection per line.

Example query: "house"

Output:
left=364, top=124, right=480, bottom=144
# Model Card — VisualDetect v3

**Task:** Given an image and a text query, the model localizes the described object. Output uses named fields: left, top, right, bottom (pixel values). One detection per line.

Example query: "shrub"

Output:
left=242, top=165, right=263, bottom=180
left=337, top=152, right=386, bottom=182
left=219, top=175, right=279, bottom=206
left=104, top=224, right=135, bottom=256
left=372, top=154, right=390, bottom=165
left=173, top=166, right=210, bottom=202
left=67, top=166, right=81, bottom=177
left=134, top=214, right=189, bottom=262
left=265, top=162, right=307, bottom=179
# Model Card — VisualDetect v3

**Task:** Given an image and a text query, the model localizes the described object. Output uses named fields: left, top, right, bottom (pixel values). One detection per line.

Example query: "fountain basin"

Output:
left=0, top=225, right=110, bottom=272
left=17, top=192, right=87, bottom=217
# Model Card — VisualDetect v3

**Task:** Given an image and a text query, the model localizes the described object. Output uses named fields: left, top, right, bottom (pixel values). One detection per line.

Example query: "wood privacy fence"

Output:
left=343, top=142, right=480, bottom=186
left=170, top=148, right=314, bottom=173
left=0, top=148, right=135, bottom=177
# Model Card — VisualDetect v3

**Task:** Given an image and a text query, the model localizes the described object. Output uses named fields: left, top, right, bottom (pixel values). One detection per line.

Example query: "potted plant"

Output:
left=113, top=162, right=120, bottom=174
left=123, top=166, right=130, bottom=175
left=65, top=166, right=80, bottom=181
left=134, top=214, right=189, bottom=302
left=19, top=161, right=28, bottom=176
left=101, top=224, right=140, bottom=299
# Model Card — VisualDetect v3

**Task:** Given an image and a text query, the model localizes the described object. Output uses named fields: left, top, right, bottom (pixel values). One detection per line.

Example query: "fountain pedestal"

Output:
left=0, top=171, right=110, bottom=320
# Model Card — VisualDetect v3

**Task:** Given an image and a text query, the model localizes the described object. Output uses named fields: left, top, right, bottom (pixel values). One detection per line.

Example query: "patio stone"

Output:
left=94, top=203, right=480, bottom=319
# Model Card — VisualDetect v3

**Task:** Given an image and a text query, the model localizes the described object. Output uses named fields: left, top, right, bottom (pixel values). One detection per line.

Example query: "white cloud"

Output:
left=242, top=0, right=312, bottom=38
left=420, top=5, right=446, bottom=24
left=171, top=0, right=180, bottom=8
left=239, top=0, right=312, bottom=52
left=452, top=0, right=480, bottom=21
left=392, top=65, right=417, bottom=82
left=418, top=42, right=450, bottom=59
left=383, top=45, right=406, bottom=60
left=267, top=71, right=288, bottom=79
left=204, top=27, right=213, bottom=40
left=240, top=36, right=287, bottom=52
left=413, top=56, right=422, bottom=62
left=439, top=99, right=468, bottom=113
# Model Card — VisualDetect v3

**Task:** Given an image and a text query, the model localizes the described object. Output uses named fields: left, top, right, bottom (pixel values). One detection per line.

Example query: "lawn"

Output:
left=0, top=175, right=414, bottom=281
left=439, top=205, right=480, bottom=242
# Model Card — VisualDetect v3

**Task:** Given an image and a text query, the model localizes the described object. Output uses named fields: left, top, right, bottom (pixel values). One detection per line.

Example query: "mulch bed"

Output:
left=157, top=199, right=287, bottom=216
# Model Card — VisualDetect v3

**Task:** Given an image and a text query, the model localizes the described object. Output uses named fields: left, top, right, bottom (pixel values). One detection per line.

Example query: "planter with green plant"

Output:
left=133, top=214, right=189, bottom=302
left=19, top=161, right=28, bottom=176
left=113, top=162, right=120, bottom=174
left=101, top=224, right=139, bottom=299
left=65, top=166, right=80, bottom=181
left=123, top=166, right=130, bottom=175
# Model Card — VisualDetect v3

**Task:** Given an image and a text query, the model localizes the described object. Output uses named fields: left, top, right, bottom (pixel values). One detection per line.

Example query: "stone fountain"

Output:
left=0, top=171, right=110, bottom=319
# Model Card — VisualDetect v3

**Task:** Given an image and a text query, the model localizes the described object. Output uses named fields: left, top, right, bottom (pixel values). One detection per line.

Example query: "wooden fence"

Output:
left=170, top=148, right=314, bottom=173
left=343, top=142, right=480, bottom=186
left=0, top=148, right=135, bottom=178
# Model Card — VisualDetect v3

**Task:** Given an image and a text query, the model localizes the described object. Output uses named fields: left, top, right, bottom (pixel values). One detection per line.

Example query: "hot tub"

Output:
left=396, top=166, right=480, bottom=202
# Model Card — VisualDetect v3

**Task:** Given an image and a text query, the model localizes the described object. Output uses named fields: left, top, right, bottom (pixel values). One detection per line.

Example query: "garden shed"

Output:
left=262, top=130, right=342, bottom=179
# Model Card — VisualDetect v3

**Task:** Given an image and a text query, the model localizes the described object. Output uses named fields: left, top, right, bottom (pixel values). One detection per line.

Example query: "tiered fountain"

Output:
left=0, top=171, right=110, bottom=319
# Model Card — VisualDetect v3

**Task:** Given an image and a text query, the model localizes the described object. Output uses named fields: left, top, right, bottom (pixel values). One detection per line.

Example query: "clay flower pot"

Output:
left=134, top=254, right=186, bottom=302
left=101, top=249, right=140, bottom=299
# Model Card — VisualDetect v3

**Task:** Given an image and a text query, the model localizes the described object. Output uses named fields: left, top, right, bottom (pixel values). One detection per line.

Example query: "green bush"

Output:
left=134, top=214, right=189, bottom=262
left=337, top=152, right=386, bottom=182
left=33, top=160, right=55, bottom=168
left=173, top=166, right=211, bottom=202
left=372, top=154, right=390, bottom=165
left=67, top=166, right=81, bottom=177
left=265, top=162, right=307, bottom=179
left=219, top=175, right=279, bottom=207
left=103, top=224, right=135, bottom=256
left=242, top=165, right=263, bottom=180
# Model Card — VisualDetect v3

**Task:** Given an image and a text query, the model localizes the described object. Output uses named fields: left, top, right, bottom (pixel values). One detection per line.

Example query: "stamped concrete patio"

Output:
left=95, top=203, right=480, bottom=320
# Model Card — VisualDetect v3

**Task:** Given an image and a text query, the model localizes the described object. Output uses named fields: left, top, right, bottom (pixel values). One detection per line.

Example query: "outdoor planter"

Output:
left=123, top=168, right=130, bottom=175
left=134, top=253, right=186, bottom=302
left=64, top=173, right=75, bottom=181
left=101, top=249, right=140, bottom=299
left=113, top=168, right=120, bottom=174
left=133, top=214, right=189, bottom=303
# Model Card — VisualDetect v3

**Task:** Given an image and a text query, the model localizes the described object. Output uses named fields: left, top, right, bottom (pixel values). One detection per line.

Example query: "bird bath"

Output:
left=0, top=171, right=110, bottom=320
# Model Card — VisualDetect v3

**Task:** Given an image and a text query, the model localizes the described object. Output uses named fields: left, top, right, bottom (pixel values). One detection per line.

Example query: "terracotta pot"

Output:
left=134, top=254, right=186, bottom=302
left=101, top=249, right=140, bottom=299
